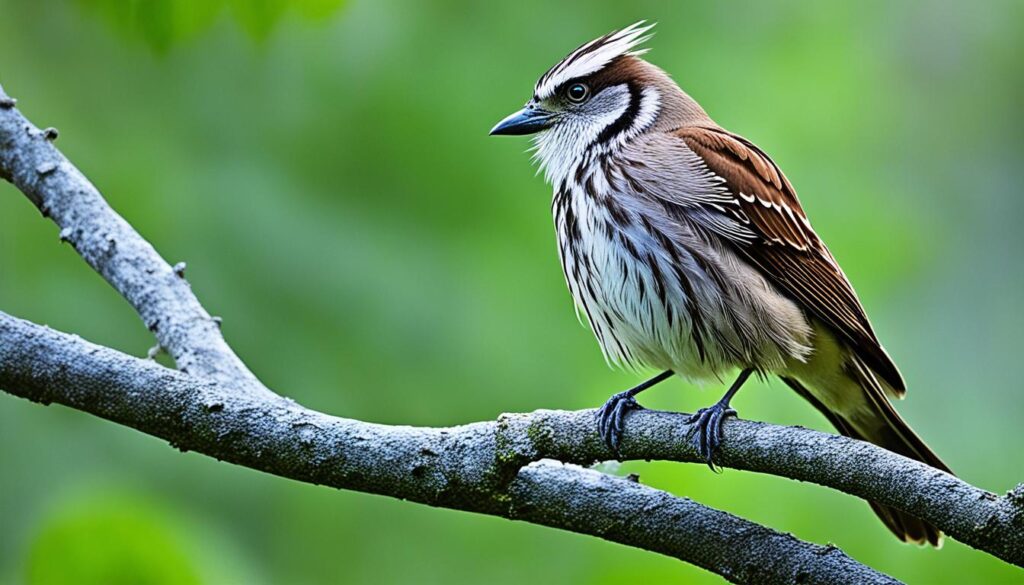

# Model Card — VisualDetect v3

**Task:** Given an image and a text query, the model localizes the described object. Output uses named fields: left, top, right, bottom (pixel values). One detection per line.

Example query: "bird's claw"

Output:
left=687, top=402, right=737, bottom=470
left=596, top=391, right=644, bottom=453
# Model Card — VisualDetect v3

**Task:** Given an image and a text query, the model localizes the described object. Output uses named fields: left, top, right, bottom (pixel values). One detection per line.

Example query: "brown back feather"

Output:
left=676, top=126, right=906, bottom=393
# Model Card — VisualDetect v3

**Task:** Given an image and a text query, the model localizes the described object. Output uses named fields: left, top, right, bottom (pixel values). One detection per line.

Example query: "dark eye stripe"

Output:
left=593, top=82, right=640, bottom=146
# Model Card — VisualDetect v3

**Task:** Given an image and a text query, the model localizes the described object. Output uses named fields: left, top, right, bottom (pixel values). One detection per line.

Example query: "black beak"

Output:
left=489, top=105, right=555, bottom=136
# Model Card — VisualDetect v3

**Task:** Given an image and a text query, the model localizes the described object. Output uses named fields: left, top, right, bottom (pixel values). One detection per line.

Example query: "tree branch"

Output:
left=1, top=311, right=1020, bottom=573
left=0, top=312, right=899, bottom=584
left=0, top=83, right=264, bottom=394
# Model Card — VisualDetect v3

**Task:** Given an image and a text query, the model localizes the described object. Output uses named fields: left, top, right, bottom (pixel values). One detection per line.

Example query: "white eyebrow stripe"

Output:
left=534, top=21, right=655, bottom=100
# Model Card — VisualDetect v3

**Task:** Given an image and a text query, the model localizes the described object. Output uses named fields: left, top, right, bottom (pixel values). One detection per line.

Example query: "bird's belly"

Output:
left=554, top=191, right=811, bottom=381
left=555, top=208, right=731, bottom=380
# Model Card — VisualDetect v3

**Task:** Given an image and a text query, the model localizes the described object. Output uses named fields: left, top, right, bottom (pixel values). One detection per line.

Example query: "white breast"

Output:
left=554, top=160, right=716, bottom=378
left=552, top=156, right=812, bottom=380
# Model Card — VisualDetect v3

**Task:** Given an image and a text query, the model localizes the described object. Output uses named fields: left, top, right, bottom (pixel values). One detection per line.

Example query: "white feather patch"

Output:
left=535, top=21, right=655, bottom=100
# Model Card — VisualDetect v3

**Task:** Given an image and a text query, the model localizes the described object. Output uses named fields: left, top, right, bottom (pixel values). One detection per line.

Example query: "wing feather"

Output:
left=674, top=126, right=906, bottom=393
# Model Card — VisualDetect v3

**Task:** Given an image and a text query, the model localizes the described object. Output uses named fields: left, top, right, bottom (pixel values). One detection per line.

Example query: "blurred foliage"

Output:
left=21, top=491, right=255, bottom=585
left=1, top=0, right=1023, bottom=584
left=74, top=0, right=345, bottom=50
left=25, top=495, right=202, bottom=585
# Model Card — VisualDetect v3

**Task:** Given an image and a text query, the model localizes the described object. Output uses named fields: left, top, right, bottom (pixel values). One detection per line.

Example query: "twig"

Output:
left=0, top=82, right=263, bottom=394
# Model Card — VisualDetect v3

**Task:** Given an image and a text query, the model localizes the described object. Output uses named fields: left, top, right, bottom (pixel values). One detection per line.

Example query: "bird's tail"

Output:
left=782, top=356, right=952, bottom=546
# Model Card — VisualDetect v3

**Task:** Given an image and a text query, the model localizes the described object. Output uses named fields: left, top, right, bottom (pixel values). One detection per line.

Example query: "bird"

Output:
left=489, top=21, right=952, bottom=546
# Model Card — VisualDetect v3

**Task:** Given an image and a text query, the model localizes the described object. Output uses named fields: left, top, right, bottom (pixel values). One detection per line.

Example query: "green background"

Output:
left=1, top=1, right=1022, bottom=583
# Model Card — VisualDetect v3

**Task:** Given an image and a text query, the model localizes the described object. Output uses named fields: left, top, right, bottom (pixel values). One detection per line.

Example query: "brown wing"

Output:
left=676, top=126, right=906, bottom=393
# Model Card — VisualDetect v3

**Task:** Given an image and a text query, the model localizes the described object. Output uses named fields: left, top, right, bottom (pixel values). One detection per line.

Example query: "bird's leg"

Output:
left=688, top=368, right=754, bottom=470
left=596, top=370, right=673, bottom=453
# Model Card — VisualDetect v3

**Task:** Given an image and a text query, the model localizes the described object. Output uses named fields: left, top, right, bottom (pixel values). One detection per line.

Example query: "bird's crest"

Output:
left=534, top=21, right=655, bottom=101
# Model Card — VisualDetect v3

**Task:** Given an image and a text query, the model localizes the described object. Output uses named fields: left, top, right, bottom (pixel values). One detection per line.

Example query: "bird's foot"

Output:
left=687, top=401, right=737, bottom=470
left=596, top=390, right=644, bottom=453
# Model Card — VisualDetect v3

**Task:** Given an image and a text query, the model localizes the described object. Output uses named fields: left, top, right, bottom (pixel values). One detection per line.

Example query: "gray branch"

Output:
left=0, top=312, right=898, bottom=585
left=0, top=83, right=263, bottom=394
left=2, top=80, right=1021, bottom=583
left=3, top=312, right=1018, bottom=572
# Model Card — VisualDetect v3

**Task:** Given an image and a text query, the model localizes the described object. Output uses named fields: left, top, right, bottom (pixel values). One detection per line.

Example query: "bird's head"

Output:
left=490, top=22, right=709, bottom=184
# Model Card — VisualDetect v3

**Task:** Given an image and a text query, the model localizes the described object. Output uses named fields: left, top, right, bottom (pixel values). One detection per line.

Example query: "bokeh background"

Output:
left=2, top=1, right=1023, bottom=583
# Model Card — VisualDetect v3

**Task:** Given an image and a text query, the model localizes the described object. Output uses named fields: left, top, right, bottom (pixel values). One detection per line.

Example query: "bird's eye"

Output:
left=566, top=83, right=589, bottom=103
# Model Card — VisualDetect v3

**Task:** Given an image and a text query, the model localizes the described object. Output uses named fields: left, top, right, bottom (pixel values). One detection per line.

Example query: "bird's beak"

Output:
left=489, top=105, right=555, bottom=136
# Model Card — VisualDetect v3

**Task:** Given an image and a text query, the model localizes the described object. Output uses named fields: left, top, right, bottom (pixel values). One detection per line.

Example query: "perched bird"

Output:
left=490, top=22, right=952, bottom=545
